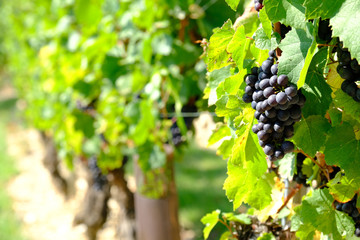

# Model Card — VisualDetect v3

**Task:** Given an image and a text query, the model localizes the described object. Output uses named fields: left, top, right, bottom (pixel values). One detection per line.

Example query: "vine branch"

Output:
left=277, top=184, right=302, bottom=213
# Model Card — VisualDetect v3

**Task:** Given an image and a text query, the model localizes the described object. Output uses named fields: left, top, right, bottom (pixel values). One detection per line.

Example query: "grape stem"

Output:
left=276, top=183, right=302, bottom=214
left=218, top=217, right=238, bottom=238
left=295, top=149, right=330, bottom=181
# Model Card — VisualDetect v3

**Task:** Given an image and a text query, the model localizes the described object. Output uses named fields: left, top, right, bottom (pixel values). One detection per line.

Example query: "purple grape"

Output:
left=267, top=94, right=278, bottom=107
left=276, top=92, right=288, bottom=105
left=271, top=64, right=278, bottom=75
left=259, top=78, right=270, bottom=90
left=245, top=75, right=257, bottom=86
left=263, top=86, right=275, bottom=98
left=243, top=94, right=252, bottom=103
left=281, top=141, right=294, bottom=153
left=277, top=109, right=290, bottom=121
left=285, top=85, right=297, bottom=97
left=274, top=121, right=284, bottom=133
left=269, top=76, right=278, bottom=87
left=265, top=108, right=276, bottom=118
left=245, top=85, right=255, bottom=95
left=257, top=130, right=269, bottom=141
left=277, top=75, right=289, bottom=86
left=264, top=144, right=275, bottom=155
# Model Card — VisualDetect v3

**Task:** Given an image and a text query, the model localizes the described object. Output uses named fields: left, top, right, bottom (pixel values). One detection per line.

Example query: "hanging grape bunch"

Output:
left=335, top=195, right=360, bottom=237
left=293, top=153, right=311, bottom=186
left=254, top=0, right=263, bottom=11
left=337, top=44, right=360, bottom=102
left=242, top=50, right=306, bottom=161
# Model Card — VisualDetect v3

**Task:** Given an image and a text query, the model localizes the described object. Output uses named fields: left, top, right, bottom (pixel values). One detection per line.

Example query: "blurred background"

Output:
left=0, top=0, right=250, bottom=239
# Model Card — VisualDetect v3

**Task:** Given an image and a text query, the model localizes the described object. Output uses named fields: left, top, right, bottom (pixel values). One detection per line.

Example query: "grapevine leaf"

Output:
left=328, top=175, right=360, bottom=203
left=224, top=0, right=241, bottom=11
left=292, top=189, right=355, bottom=239
left=201, top=210, right=220, bottom=240
left=264, top=0, right=306, bottom=29
left=224, top=70, right=247, bottom=95
left=224, top=161, right=272, bottom=210
left=227, top=25, right=246, bottom=69
left=333, top=90, right=360, bottom=125
left=326, top=62, right=343, bottom=92
left=324, top=123, right=360, bottom=179
left=254, top=27, right=281, bottom=50
left=301, top=47, right=332, bottom=117
left=293, top=115, right=331, bottom=156
left=206, top=20, right=234, bottom=72
left=207, top=66, right=232, bottom=106
left=215, top=95, right=243, bottom=117
left=297, top=35, right=317, bottom=88
left=278, top=24, right=314, bottom=85
left=278, top=153, right=296, bottom=179
left=303, top=0, right=345, bottom=19
left=208, top=125, right=231, bottom=146
left=217, top=138, right=234, bottom=159
left=259, top=8, right=272, bottom=39
left=330, top=0, right=360, bottom=61
left=223, top=212, right=251, bottom=224
left=74, top=0, right=104, bottom=32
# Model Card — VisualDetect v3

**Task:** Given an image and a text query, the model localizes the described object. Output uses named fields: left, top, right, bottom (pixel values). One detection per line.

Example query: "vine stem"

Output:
left=294, top=149, right=330, bottom=181
left=218, top=217, right=238, bottom=238
left=277, top=184, right=302, bottom=213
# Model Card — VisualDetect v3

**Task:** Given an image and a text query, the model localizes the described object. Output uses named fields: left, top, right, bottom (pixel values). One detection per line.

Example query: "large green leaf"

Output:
left=292, top=189, right=355, bottom=239
left=293, top=115, right=331, bottom=156
left=264, top=0, right=306, bottom=29
left=206, top=20, right=234, bottom=72
left=330, top=0, right=360, bottom=61
left=328, top=175, right=360, bottom=203
left=301, top=47, right=332, bottom=117
left=324, top=123, right=360, bottom=179
left=333, top=90, right=360, bottom=125
left=303, top=0, right=345, bottom=19
left=224, top=0, right=241, bottom=11
left=278, top=24, right=314, bottom=84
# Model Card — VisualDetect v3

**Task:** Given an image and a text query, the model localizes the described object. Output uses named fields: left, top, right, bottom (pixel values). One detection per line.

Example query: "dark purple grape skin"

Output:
left=259, top=78, right=270, bottom=90
left=345, top=82, right=357, bottom=97
left=277, top=102, right=289, bottom=110
left=284, top=125, right=294, bottom=138
left=271, top=64, right=278, bottom=75
left=342, top=202, right=353, bottom=214
left=276, top=92, right=288, bottom=105
left=269, top=76, right=278, bottom=87
left=258, top=72, right=271, bottom=80
left=251, top=67, right=259, bottom=75
left=254, top=111, right=261, bottom=120
left=261, top=100, right=272, bottom=111
left=263, top=123, right=273, bottom=133
left=263, top=87, right=274, bottom=98
left=243, top=94, right=252, bottom=103
left=259, top=114, right=269, bottom=123
left=352, top=209, right=360, bottom=218
left=274, top=149, right=284, bottom=159
left=254, top=2, right=263, bottom=11
left=281, top=141, right=294, bottom=153
left=251, top=101, right=257, bottom=109
left=255, top=80, right=261, bottom=90
left=274, top=121, right=284, bottom=133
left=265, top=108, right=276, bottom=118
left=245, top=85, right=255, bottom=95
left=262, top=60, right=273, bottom=74
left=252, top=125, right=259, bottom=134
left=297, top=94, right=306, bottom=107
left=257, top=122, right=264, bottom=131
left=267, top=94, right=278, bottom=107
left=277, top=109, right=290, bottom=121
left=268, top=50, right=276, bottom=58
left=277, top=75, right=289, bottom=86
left=264, top=144, right=275, bottom=155
left=272, top=131, right=284, bottom=140
left=337, top=65, right=354, bottom=80
left=288, top=95, right=299, bottom=105
left=285, top=85, right=297, bottom=97
left=290, top=105, right=302, bottom=119
left=355, top=228, right=360, bottom=237
left=259, top=140, right=266, bottom=147
left=245, top=75, right=257, bottom=86
left=341, top=80, right=352, bottom=92
left=257, top=130, right=269, bottom=141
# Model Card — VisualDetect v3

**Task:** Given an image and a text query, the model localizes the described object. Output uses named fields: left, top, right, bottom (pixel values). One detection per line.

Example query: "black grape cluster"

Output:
left=88, top=156, right=108, bottom=191
left=242, top=50, right=306, bottom=161
left=318, top=19, right=332, bottom=42
left=170, top=104, right=198, bottom=147
left=337, top=46, right=360, bottom=102
left=335, top=195, right=360, bottom=237
left=254, top=0, right=263, bottom=11
left=293, top=153, right=310, bottom=186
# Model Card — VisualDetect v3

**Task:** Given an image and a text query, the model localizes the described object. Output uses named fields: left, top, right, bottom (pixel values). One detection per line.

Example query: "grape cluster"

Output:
left=88, top=156, right=108, bottom=191
left=337, top=46, right=360, bottom=102
left=254, top=0, right=263, bottom=11
left=293, top=153, right=311, bottom=186
left=335, top=195, right=360, bottom=237
left=242, top=50, right=306, bottom=161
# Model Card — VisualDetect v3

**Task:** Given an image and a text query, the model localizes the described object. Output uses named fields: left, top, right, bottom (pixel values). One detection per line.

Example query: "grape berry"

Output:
left=254, top=0, right=263, bottom=11
left=242, top=50, right=306, bottom=161
left=293, top=153, right=311, bottom=186
left=337, top=44, right=360, bottom=102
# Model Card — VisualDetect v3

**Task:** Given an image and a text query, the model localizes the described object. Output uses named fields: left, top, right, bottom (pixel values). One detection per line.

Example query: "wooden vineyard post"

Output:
left=134, top=145, right=181, bottom=240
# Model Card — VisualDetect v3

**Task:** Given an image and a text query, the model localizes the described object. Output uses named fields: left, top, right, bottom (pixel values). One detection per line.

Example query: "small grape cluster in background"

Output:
left=293, top=153, right=311, bottom=186
left=335, top=196, right=360, bottom=237
left=242, top=50, right=306, bottom=161
left=337, top=45, right=360, bottom=102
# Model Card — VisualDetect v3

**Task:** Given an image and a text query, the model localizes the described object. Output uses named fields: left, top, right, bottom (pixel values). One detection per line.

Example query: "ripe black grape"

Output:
left=336, top=43, right=360, bottom=102
left=242, top=50, right=305, bottom=161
